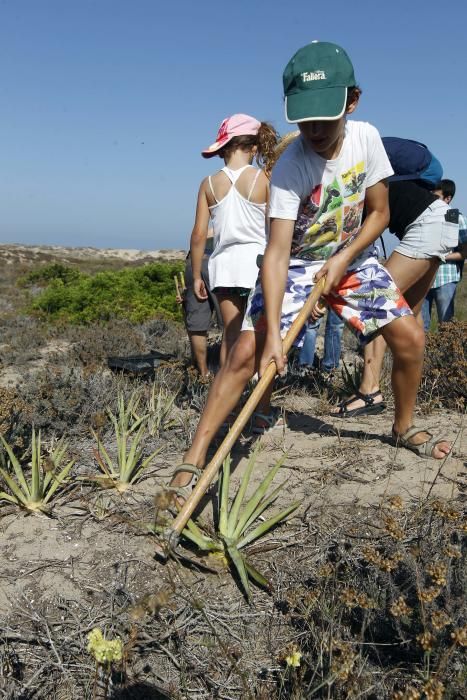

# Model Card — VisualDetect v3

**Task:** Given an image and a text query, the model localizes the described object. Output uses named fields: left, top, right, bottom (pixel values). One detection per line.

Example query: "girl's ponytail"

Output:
left=255, top=122, right=280, bottom=177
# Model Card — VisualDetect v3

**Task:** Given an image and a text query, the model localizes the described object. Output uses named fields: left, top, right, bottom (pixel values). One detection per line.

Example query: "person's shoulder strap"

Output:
left=208, top=175, right=219, bottom=204
left=247, top=169, right=262, bottom=201
left=221, top=166, right=236, bottom=183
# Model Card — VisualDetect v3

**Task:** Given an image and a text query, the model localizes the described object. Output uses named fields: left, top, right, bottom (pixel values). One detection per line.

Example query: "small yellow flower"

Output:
left=426, top=562, right=447, bottom=587
left=430, top=499, right=446, bottom=516
left=384, top=516, right=405, bottom=541
left=431, top=610, right=451, bottom=631
left=422, top=678, right=444, bottom=700
left=392, top=688, right=421, bottom=700
left=330, top=641, right=356, bottom=682
left=339, top=588, right=376, bottom=609
left=418, top=587, right=441, bottom=603
left=390, top=596, right=412, bottom=618
left=285, top=648, right=302, bottom=667
left=387, top=495, right=404, bottom=510
left=416, top=631, right=435, bottom=651
left=444, top=508, right=460, bottom=522
left=450, top=625, right=467, bottom=647
left=443, top=545, right=461, bottom=559
left=87, top=628, right=123, bottom=665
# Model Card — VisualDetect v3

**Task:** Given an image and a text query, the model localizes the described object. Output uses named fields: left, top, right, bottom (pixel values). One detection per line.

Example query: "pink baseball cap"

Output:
left=202, top=113, right=261, bottom=158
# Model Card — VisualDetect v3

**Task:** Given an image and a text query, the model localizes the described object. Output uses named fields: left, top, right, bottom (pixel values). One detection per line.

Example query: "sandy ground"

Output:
left=1, top=390, right=464, bottom=614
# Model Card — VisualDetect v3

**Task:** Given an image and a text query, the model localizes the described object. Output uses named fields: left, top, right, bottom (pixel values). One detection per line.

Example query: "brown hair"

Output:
left=346, top=86, right=362, bottom=109
left=218, top=121, right=279, bottom=176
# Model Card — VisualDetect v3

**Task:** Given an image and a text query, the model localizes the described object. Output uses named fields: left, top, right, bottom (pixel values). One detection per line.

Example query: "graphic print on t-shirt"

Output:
left=342, top=161, right=365, bottom=200
left=291, top=160, right=366, bottom=260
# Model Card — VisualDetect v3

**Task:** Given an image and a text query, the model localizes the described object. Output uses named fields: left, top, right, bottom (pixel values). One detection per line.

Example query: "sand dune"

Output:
left=0, top=243, right=186, bottom=265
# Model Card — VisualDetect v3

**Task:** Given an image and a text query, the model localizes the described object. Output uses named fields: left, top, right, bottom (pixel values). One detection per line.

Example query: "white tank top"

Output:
left=208, top=165, right=267, bottom=290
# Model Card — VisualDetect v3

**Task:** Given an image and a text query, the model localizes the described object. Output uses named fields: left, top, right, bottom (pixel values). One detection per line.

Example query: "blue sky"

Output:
left=1, top=0, right=466, bottom=251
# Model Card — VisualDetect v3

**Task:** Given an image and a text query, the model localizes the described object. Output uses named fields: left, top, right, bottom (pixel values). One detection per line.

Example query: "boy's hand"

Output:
left=314, top=252, right=349, bottom=294
left=309, top=299, right=327, bottom=322
left=260, top=331, right=287, bottom=377
left=194, top=278, right=208, bottom=301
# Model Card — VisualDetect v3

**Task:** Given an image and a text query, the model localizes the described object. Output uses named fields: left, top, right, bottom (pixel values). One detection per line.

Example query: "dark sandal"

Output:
left=392, top=426, right=450, bottom=459
left=332, top=390, right=386, bottom=418
left=251, top=407, right=287, bottom=435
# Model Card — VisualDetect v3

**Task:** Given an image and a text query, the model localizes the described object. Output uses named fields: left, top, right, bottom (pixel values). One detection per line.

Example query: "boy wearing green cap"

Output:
left=169, top=41, right=450, bottom=502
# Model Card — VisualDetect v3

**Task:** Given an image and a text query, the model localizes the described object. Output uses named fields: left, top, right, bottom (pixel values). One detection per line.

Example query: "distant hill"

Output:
left=0, top=243, right=186, bottom=267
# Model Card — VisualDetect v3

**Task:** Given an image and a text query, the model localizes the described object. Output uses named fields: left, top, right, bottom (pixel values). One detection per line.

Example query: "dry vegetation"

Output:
left=0, top=246, right=465, bottom=699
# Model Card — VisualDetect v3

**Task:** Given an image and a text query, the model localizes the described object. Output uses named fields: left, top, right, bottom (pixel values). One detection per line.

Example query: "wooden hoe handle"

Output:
left=165, top=277, right=327, bottom=549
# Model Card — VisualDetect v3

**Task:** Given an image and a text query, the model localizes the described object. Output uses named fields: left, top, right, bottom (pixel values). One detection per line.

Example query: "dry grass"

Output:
left=0, top=252, right=465, bottom=699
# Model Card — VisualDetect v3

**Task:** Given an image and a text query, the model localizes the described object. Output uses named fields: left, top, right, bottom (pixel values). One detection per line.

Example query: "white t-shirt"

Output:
left=269, top=120, right=393, bottom=262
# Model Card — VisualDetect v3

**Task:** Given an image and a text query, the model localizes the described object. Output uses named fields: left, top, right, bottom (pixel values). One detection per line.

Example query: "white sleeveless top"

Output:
left=208, top=165, right=267, bottom=290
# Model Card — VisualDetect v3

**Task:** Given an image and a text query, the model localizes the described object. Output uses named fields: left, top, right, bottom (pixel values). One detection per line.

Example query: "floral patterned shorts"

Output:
left=242, top=256, right=412, bottom=347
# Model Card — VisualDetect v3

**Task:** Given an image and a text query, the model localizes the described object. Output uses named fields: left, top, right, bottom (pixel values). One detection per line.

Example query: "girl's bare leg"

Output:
left=170, top=330, right=265, bottom=487
left=217, top=294, right=247, bottom=367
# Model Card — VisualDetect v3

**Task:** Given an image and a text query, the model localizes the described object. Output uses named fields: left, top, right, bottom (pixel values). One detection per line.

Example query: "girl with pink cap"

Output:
left=168, top=114, right=281, bottom=504
left=192, top=113, right=278, bottom=367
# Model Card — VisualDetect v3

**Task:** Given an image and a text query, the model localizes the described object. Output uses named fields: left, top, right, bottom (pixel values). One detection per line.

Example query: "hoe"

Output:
left=156, top=277, right=327, bottom=557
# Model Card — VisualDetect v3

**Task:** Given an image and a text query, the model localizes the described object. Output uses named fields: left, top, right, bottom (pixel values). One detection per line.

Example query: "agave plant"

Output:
left=136, top=384, right=178, bottom=437
left=0, top=430, right=74, bottom=513
left=341, top=357, right=364, bottom=395
left=174, top=448, right=300, bottom=600
left=90, top=391, right=161, bottom=493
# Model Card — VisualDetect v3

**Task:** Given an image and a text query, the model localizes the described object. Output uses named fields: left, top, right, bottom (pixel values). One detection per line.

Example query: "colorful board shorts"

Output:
left=242, top=256, right=412, bottom=347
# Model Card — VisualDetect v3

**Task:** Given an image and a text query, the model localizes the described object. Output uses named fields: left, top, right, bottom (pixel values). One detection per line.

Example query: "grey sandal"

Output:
left=167, top=463, right=202, bottom=507
left=392, top=426, right=450, bottom=459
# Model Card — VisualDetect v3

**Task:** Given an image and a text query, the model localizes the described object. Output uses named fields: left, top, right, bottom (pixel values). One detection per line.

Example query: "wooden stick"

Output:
left=174, top=275, right=180, bottom=298
left=180, top=271, right=186, bottom=290
left=164, top=277, right=327, bottom=548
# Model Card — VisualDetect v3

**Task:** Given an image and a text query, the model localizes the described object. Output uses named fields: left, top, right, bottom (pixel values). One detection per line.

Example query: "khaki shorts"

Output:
left=395, top=199, right=457, bottom=261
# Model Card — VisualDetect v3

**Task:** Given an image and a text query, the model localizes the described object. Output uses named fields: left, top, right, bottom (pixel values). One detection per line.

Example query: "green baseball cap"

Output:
left=283, top=41, right=356, bottom=123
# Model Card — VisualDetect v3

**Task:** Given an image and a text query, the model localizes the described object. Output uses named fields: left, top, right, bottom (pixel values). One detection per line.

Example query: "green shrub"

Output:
left=420, top=320, right=467, bottom=410
left=18, top=262, right=81, bottom=287
left=25, top=262, right=184, bottom=324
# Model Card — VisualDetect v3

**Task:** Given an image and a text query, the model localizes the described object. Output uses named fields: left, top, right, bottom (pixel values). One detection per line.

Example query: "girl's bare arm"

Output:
left=190, top=181, right=210, bottom=299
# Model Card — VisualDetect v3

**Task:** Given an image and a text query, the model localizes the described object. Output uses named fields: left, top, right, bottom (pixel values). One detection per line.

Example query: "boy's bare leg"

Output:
left=381, top=314, right=450, bottom=459
left=188, top=331, right=209, bottom=377
left=170, top=330, right=264, bottom=488
left=332, top=254, right=439, bottom=413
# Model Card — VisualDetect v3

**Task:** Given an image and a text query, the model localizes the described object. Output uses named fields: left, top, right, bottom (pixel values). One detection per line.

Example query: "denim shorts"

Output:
left=395, top=199, right=457, bottom=261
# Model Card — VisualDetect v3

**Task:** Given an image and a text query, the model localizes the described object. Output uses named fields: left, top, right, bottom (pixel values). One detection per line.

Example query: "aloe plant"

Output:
left=174, top=448, right=300, bottom=600
left=90, top=392, right=161, bottom=493
left=135, top=385, right=178, bottom=437
left=0, top=430, right=74, bottom=513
